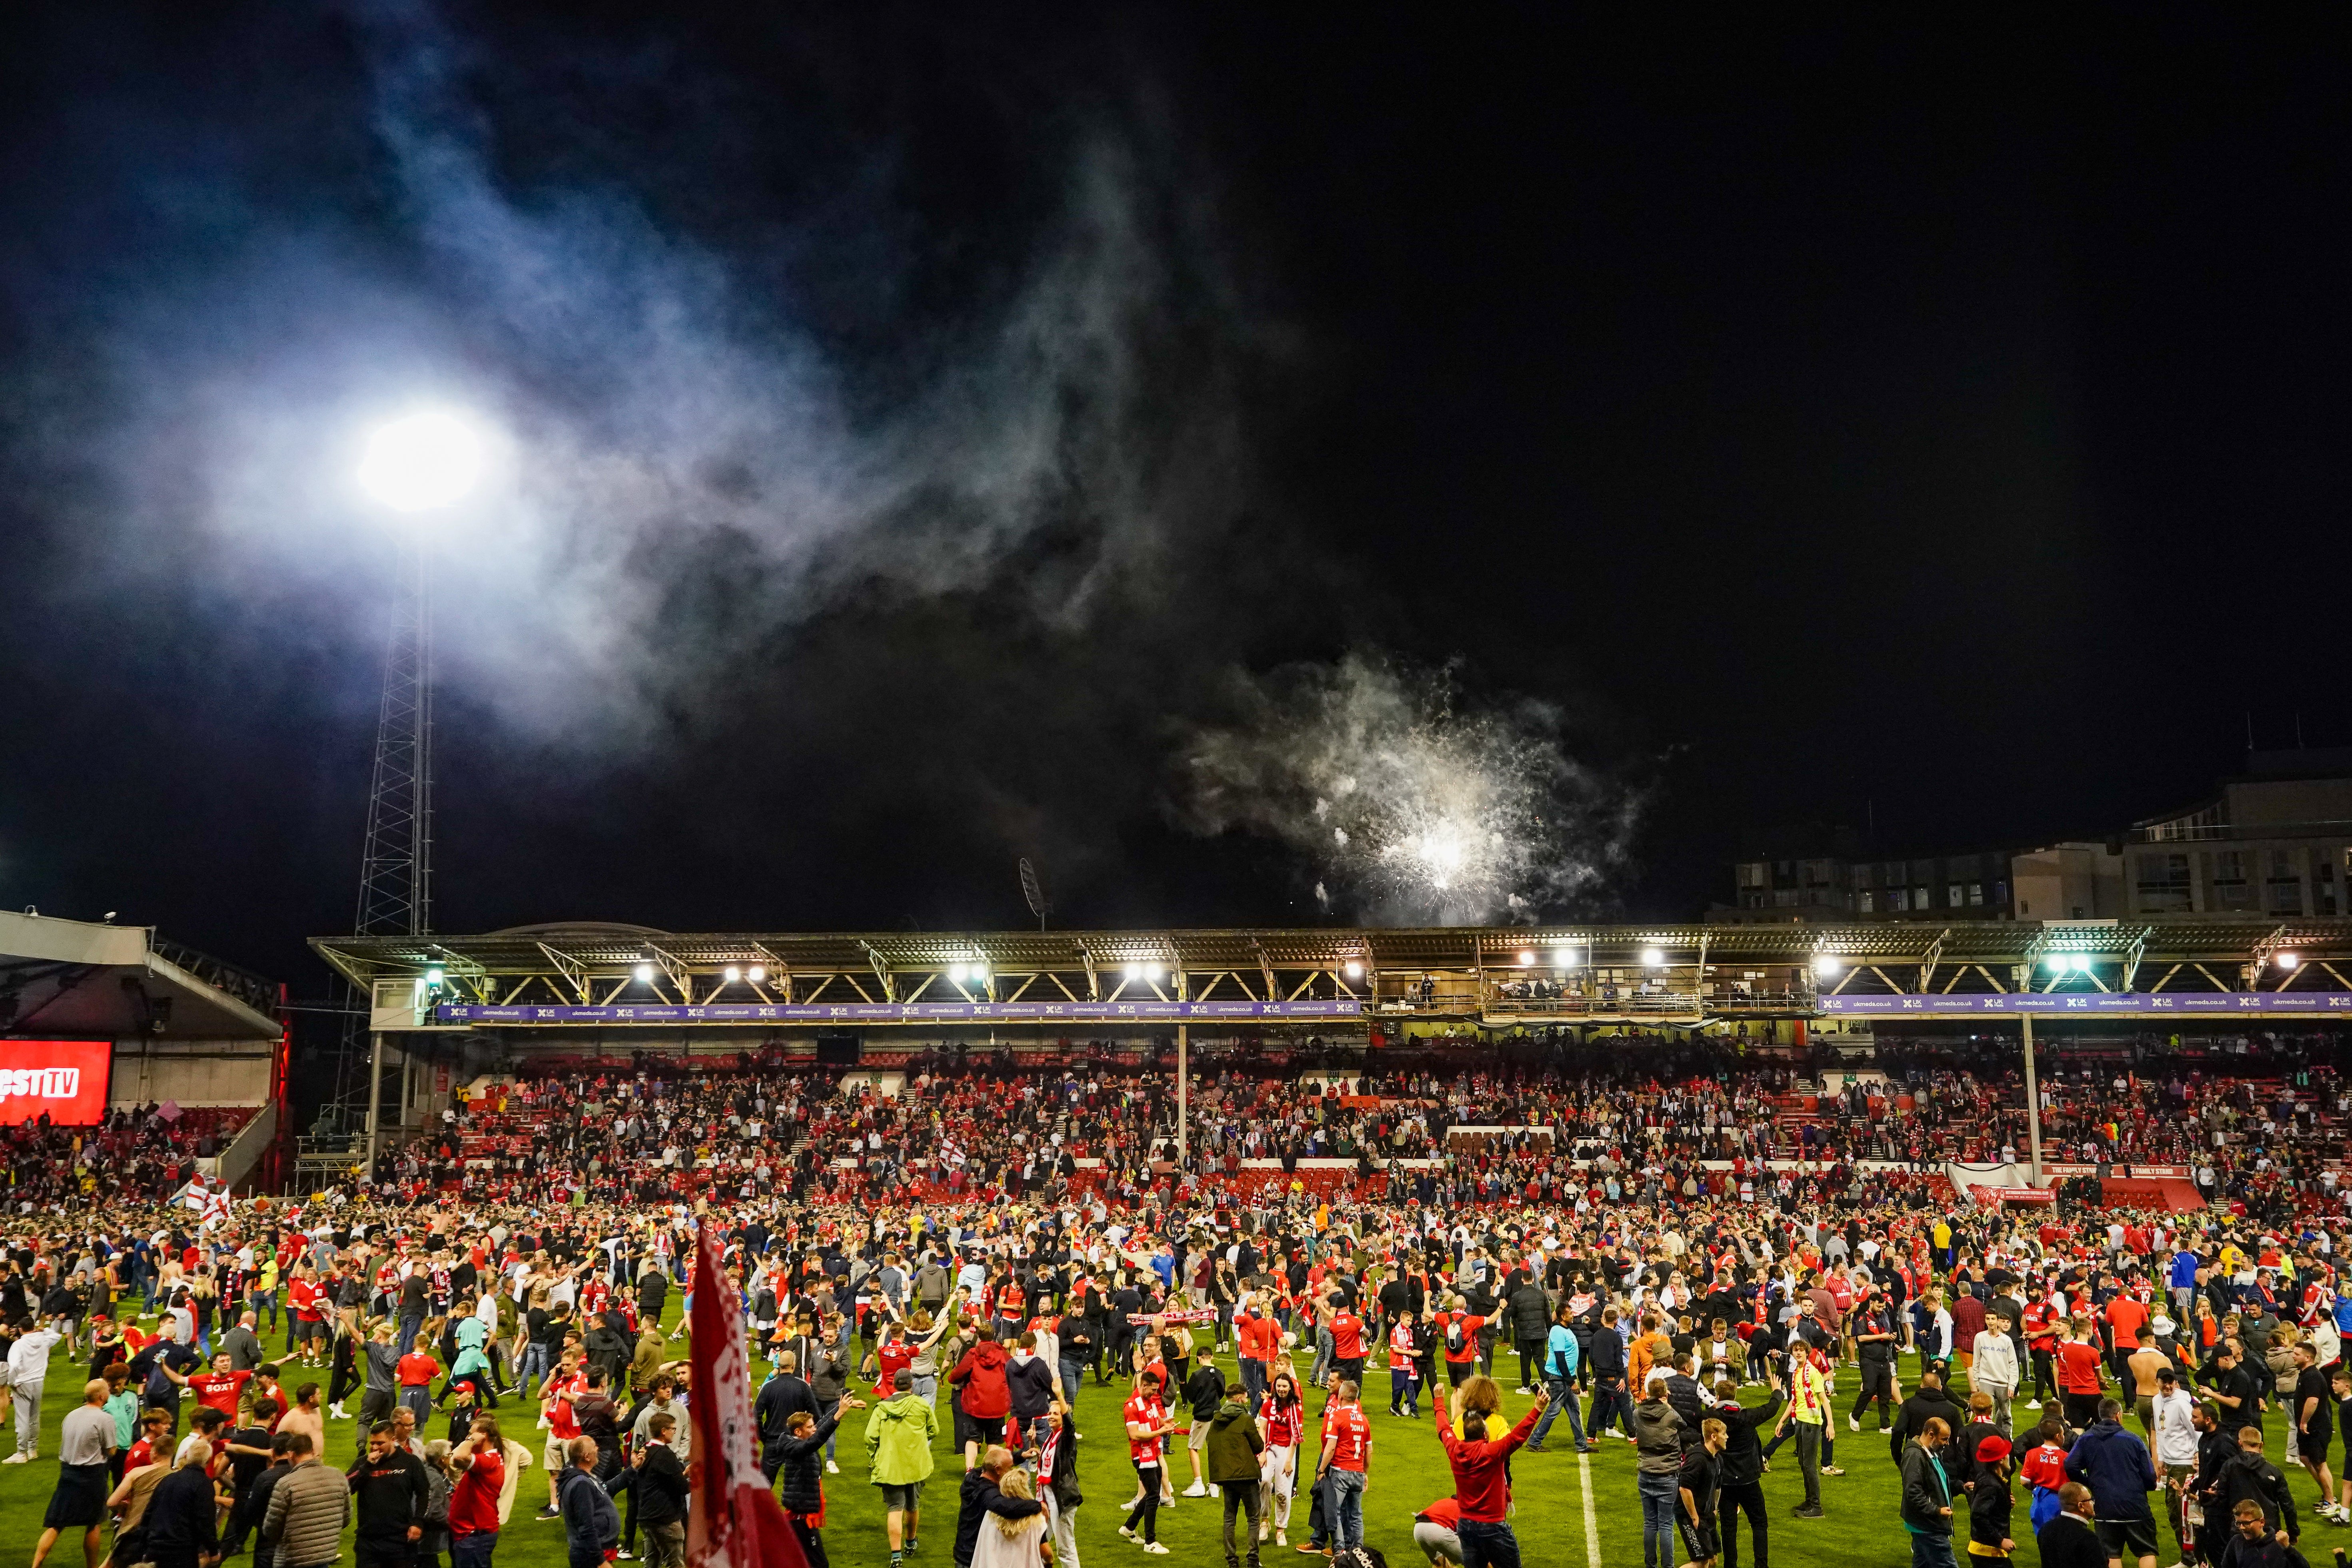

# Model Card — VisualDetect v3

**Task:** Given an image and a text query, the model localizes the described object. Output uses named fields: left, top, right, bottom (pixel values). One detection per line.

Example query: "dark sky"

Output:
left=1, top=5, right=2347, bottom=994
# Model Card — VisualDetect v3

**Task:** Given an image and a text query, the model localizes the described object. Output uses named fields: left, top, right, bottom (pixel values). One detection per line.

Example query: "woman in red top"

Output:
left=1256, top=1372, right=1304, bottom=1547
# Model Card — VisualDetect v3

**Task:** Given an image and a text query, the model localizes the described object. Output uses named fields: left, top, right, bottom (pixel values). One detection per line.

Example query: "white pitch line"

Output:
left=1578, top=1448, right=1601, bottom=1568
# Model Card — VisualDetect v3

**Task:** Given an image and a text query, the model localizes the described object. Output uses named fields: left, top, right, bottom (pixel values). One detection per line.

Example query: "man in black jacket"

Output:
left=951, top=1446, right=1043, bottom=1568
left=2199, top=1425, right=2299, bottom=1550
left=1889, top=1368, right=1969, bottom=1489
left=772, top=1398, right=858, bottom=1568
left=630, top=1411, right=692, bottom=1568
left=345, top=1422, right=430, bottom=1568
left=1711, top=1374, right=1781, bottom=1568
left=1507, top=1278, right=1551, bottom=1395
left=1588, top=1307, right=1632, bottom=1441
left=755, top=1354, right=820, bottom=1484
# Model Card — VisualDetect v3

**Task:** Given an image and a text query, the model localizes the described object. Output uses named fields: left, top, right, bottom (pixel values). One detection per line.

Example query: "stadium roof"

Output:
left=311, top=916, right=2352, bottom=1026
left=0, top=910, right=280, bottom=1039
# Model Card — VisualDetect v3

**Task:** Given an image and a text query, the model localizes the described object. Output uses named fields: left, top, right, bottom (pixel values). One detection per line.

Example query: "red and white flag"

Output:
left=687, top=1220, right=809, bottom=1568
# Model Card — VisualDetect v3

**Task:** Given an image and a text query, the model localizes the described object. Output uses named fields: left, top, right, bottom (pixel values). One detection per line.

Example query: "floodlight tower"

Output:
left=332, top=411, right=484, bottom=1180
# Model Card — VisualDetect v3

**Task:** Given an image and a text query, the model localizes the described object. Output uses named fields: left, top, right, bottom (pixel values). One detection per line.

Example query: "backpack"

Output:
left=1444, top=1317, right=1465, bottom=1356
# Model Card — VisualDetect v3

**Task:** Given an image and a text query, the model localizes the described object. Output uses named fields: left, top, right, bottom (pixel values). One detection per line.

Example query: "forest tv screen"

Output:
left=0, top=1040, right=110, bottom=1125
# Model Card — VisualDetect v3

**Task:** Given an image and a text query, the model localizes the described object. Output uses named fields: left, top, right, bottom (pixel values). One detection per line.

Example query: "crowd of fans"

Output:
left=0, top=1103, right=252, bottom=1210
left=0, top=1026, right=2350, bottom=1568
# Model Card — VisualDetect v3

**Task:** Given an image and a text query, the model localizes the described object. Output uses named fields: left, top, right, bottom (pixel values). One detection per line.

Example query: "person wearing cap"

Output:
left=1967, top=1431, right=2017, bottom=1568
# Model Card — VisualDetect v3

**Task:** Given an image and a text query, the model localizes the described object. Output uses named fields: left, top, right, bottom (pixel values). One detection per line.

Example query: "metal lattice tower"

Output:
left=325, top=541, right=433, bottom=1122
left=355, top=541, right=434, bottom=940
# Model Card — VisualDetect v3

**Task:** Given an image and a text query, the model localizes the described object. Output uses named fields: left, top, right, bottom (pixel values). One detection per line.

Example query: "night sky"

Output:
left=2, top=6, right=2346, bottom=995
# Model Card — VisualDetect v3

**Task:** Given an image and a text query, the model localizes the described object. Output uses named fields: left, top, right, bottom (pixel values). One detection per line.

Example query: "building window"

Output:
left=2136, top=852, right=2192, bottom=913
left=1947, top=883, right=1964, bottom=908
left=1914, top=885, right=1930, bottom=911
left=2265, top=849, right=2303, bottom=915
left=2208, top=850, right=2253, bottom=912
left=2319, top=854, right=2342, bottom=917
left=1968, top=882, right=1985, bottom=906
left=1738, top=863, right=1767, bottom=888
left=1857, top=890, right=1875, bottom=913
left=1889, top=888, right=1909, bottom=912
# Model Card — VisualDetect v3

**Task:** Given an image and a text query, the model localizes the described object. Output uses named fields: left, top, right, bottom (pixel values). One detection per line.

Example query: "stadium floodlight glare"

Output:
left=2044, top=956, right=2067, bottom=974
left=722, top=966, right=742, bottom=984
left=1642, top=946, right=1666, bottom=969
left=1517, top=950, right=1535, bottom=967
left=1343, top=960, right=1364, bottom=980
left=2278, top=951, right=2301, bottom=970
left=1123, top=963, right=1141, bottom=981
left=1145, top=963, right=1164, bottom=983
left=423, top=967, right=445, bottom=987
left=1811, top=954, right=1841, bottom=978
left=746, top=965, right=766, bottom=983
left=949, top=964, right=967, bottom=983
left=358, top=409, right=485, bottom=511
left=632, top=962, right=655, bottom=984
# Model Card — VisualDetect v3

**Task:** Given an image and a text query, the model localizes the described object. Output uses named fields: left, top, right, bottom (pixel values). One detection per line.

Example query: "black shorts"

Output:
left=2302, top=1426, right=2333, bottom=1464
left=2061, top=1392, right=2102, bottom=1429
left=1333, top=1358, right=1363, bottom=1386
left=970, top=1416, right=1004, bottom=1446
left=1446, top=1361, right=1475, bottom=1386
left=2096, top=1516, right=2159, bottom=1559
left=43, top=1463, right=108, bottom=1529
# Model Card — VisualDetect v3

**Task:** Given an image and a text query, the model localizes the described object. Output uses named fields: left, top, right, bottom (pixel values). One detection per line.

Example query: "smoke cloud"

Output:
left=1175, top=652, right=1640, bottom=924
left=22, top=1, right=1251, bottom=739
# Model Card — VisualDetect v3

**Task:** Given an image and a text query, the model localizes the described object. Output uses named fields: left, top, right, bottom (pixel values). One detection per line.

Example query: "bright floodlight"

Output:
left=1343, top=960, right=1364, bottom=980
left=746, top=965, right=766, bottom=983
left=424, top=967, right=445, bottom=987
left=1123, top=963, right=1141, bottom=981
left=632, top=962, right=655, bottom=984
left=359, top=410, right=485, bottom=511
left=1812, top=954, right=1841, bottom=978
left=1518, top=950, right=1535, bottom=967
left=2278, top=951, right=2300, bottom=970
left=2045, top=956, right=2067, bottom=973
left=1145, top=963, right=1164, bottom=983
left=722, top=966, right=742, bottom=984
left=1642, top=946, right=1665, bottom=968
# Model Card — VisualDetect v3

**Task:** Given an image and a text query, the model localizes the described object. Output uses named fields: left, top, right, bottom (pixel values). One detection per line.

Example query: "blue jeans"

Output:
left=1530, top=1374, right=1585, bottom=1447
left=1239, top=1356, right=1267, bottom=1408
left=1060, top=1360, right=1085, bottom=1405
left=517, top=1343, right=550, bottom=1397
left=451, top=1531, right=497, bottom=1568
left=1910, top=1533, right=1957, bottom=1568
left=1325, top=1468, right=1365, bottom=1550
left=1639, top=1471, right=1680, bottom=1568
left=1458, top=1517, right=1522, bottom=1568
left=399, top=1313, right=424, bottom=1357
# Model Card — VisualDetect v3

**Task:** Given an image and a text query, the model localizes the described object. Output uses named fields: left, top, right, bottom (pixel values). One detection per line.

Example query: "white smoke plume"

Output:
left=32, top=0, right=1248, bottom=740
left=1175, top=653, right=1640, bottom=924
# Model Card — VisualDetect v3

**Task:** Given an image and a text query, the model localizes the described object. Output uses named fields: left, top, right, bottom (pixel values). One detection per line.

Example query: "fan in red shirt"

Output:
left=1121, top=1371, right=1176, bottom=1550
left=446, top=1420, right=506, bottom=1549
left=1435, top=1377, right=1544, bottom=1535
left=187, top=1357, right=252, bottom=1420
left=1327, top=1297, right=1367, bottom=1383
left=2053, top=1318, right=2107, bottom=1430
left=1316, top=1380, right=1373, bottom=1554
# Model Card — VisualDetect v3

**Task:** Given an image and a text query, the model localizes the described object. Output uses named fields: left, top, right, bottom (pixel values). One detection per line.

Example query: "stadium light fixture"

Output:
left=632, top=962, right=655, bottom=985
left=1145, top=963, right=1164, bottom=983
left=1642, top=946, right=1666, bottom=969
left=949, top=964, right=967, bottom=983
left=358, top=409, right=485, bottom=512
left=2044, top=956, right=2067, bottom=974
left=746, top=965, right=766, bottom=983
left=1342, top=960, right=1364, bottom=980
left=1517, top=950, right=1535, bottom=967
left=1123, top=963, right=1141, bottom=981
left=2278, top=951, right=2300, bottom=970
left=722, top=966, right=742, bottom=985
left=423, top=966, right=445, bottom=987
left=1811, top=954, right=1841, bottom=979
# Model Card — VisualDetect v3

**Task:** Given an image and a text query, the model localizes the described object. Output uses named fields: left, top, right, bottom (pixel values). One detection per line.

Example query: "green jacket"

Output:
left=1204, top=1397, right=1264, bottom=1485
left=865, top=1392, right=938, bottom=1485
